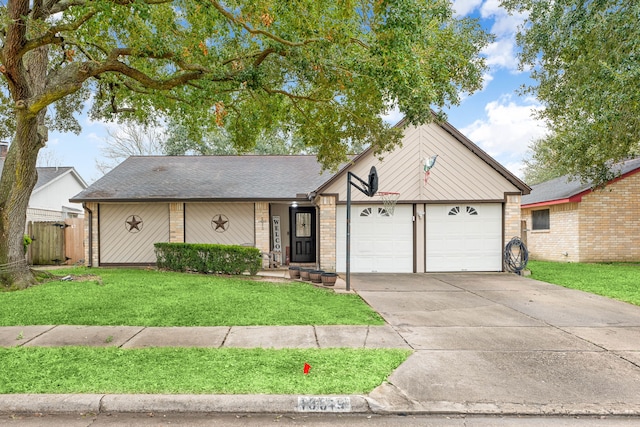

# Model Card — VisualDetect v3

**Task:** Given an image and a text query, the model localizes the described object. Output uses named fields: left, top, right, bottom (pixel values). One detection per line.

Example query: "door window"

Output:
left=296, top=212, right=312, bottom=237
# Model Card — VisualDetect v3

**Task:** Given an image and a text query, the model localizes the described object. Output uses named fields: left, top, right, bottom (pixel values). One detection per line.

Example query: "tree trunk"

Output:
left=0, top=112, right=43, bottom=289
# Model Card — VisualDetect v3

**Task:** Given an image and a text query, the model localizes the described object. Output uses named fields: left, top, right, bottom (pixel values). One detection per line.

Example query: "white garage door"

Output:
left=337, top=204, right=413, bottom=273
left=426, top=204, right=502, bottom=272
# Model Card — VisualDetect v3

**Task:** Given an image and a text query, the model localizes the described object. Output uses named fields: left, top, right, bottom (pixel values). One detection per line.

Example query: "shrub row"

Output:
left=154, top=243, right=261, bottom=275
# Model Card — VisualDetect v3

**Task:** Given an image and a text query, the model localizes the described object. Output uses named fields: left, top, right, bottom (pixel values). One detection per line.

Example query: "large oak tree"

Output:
left=504, top=0, right=639, bottom=185
left=0, top=0, right=491, bottom=288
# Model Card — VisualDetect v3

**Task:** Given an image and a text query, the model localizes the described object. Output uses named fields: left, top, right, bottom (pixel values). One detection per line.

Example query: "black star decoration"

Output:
left=212, top=215, right=228, bottom=231
left=126, top=215, right=143, bottom=232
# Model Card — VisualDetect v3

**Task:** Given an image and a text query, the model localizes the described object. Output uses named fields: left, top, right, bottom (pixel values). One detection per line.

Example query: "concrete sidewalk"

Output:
left=0, top=324, right=408, bottom=349
left=2, top=272, right=640, bottom=417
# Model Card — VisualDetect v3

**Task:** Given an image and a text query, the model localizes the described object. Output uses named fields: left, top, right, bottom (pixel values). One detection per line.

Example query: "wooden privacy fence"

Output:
left=27, top=218, right=84, bottom=265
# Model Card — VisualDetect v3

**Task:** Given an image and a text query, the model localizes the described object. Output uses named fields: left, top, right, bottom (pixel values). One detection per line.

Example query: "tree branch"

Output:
left=20, top=10, right=97, bottom=55
left=262, top=87, right=331, bottom=103
left=209, top=0, right=324, bottom=48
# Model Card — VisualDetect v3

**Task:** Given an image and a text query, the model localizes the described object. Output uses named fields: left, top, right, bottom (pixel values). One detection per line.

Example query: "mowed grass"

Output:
left=528, top=260, right=640, bottom=306
left=0, top=347, right=410, bottom=394
left=0, top=268, right=383, bottom=326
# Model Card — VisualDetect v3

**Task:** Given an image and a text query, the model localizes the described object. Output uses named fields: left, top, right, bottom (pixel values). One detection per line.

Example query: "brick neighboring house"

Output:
left=521, top=158, right=640, bottom=263
left=71, top=119, right=530, bottom=273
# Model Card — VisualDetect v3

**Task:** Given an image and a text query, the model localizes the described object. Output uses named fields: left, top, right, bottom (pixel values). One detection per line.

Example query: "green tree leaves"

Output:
left=505, top=0, right=640, bottom=185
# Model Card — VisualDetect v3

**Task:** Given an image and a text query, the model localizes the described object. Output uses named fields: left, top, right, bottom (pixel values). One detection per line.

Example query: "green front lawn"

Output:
left=528, top=260, right=640, bottom=306
left=0, top=268, right=383, bottom=326
left=0, top=347, right=410, bottom=394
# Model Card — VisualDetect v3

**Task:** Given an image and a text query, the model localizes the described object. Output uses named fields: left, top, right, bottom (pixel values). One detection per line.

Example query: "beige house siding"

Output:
left=322, top=122, right=520, bottom=203
left=522, top=203, right=580, bottom=262
left=578, top=172, right=640, bottom=262
left=99, top=203, right=170, bottom=264
left=185, top=203, right=254, bottom=246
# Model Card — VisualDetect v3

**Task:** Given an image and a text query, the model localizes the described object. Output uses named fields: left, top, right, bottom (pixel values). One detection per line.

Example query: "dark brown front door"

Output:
left=290, top=207, right=316, bottom=263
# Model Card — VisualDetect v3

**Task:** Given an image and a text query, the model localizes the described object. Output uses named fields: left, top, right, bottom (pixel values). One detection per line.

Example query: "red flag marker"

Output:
left=303, top=363, right=311, bottom=375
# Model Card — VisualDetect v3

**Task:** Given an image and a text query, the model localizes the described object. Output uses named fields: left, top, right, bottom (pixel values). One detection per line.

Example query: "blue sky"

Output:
left=40, top=0, right=547, bottom=184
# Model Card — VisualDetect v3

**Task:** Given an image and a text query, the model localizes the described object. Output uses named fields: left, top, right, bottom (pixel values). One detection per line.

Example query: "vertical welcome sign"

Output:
left=272, top=215, right=282, bottom=264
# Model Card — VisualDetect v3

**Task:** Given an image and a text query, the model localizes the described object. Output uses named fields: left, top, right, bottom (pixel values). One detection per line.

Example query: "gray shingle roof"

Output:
left=522, top=157, right=640, bottom=205
left=34, top=167, right=76, bottom=190
left=71, top=156, right=338, bottom=202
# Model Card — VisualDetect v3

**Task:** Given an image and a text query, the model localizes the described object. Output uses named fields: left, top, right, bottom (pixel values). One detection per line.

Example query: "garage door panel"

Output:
left=426, top=204, right=502, bottom=272
left=337, top=205, right=413, bottom=273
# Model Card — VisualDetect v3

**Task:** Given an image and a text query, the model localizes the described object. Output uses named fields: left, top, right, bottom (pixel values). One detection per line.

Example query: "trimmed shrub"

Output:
left=154, top=243, right=261, bottom=275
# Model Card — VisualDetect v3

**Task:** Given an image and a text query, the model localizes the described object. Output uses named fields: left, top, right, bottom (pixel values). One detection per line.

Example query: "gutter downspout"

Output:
left=83, top=203, right=93, bottom=267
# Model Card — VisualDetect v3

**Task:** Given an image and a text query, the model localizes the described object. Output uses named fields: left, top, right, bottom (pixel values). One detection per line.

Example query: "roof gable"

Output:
left=71, top=155, right=337, bottom=202
left=318, top=119, right=529, bottom=202
left=522, top=157, right=640, bottom=207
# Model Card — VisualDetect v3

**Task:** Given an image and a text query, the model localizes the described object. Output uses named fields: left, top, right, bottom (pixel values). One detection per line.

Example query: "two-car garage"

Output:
left=336, top=203, right=503, bottom=273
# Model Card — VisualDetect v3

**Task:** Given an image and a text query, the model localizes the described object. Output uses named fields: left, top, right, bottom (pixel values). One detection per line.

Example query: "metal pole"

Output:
left=346, top=172, right=352, bottom=291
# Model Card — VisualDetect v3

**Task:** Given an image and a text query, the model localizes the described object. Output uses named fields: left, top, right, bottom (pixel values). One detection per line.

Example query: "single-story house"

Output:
left=71, top=118, right=530, bottom=272
left=521, top=157, right=640, bottom=263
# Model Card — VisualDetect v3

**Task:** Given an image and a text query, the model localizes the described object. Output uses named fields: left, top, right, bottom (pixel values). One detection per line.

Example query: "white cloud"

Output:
left=482, top=38, right=519, bottom=71
left=452, top=0, right=483, bottom=16
left=460, top=95, right=547, bottom=168
left=477, top=0, right=528, bottom=76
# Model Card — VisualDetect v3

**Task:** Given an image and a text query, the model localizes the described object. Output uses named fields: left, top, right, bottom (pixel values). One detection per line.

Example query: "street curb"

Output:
left=3, top=394, right=640, bottom=417
left=0, top=394, right=372, bottom=415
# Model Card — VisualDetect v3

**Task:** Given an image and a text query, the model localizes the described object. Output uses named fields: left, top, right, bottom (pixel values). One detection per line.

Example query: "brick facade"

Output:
left=503, top=194, right=522, bottom=246
left=579, top=172, right=640, bottom=262
left=254, top=202, right=270, bottom=267
left=522, top=171, right=640, bottom=262
left=168, top=202, right=184, bottom=243
left=318, top=195, right=337, bottom=272
left=522, top=203, right=580, bottom=262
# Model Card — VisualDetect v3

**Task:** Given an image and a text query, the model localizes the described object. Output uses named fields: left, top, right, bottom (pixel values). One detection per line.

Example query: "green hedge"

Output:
left=154, top=243, right=261, bottom=275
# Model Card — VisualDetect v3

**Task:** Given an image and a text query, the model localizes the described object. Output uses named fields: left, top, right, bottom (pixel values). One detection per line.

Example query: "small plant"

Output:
left=16, top=331, right=23, bottom=340
left=104, top=335, right=114, bottom=344
left=23, top=235, right=32, bottom=254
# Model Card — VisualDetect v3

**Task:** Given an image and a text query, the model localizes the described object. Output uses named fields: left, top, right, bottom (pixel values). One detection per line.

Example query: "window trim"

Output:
left=531, top=209, right=550, bottom=231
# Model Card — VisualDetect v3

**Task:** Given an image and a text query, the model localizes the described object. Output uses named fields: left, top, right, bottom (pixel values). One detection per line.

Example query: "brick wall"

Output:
left=254, top=202, right=270, bottom=268
left=504, top=194, right=522, bottom=245
left=318, top=195, right=337, bottom=272
left=579, top=172, right=640, bottom=262
left=523, top=172, right=640, bottom=263
left=522, top=203, right=580, bottom=262
left=168, top=203, right=184, bottom=243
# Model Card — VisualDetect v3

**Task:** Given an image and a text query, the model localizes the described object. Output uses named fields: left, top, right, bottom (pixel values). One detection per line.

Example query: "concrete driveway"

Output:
left=351, top=273, right=640, bottom=415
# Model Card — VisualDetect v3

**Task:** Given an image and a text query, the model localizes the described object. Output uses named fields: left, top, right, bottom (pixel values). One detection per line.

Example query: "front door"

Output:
left=290, top=207, right=316, bottom=263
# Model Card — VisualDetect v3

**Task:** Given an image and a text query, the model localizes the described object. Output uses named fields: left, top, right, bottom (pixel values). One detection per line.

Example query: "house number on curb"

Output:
left=296, top=396, right=351, bottom=412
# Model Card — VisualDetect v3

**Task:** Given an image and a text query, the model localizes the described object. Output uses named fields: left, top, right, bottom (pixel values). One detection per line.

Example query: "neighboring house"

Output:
left=521, top=158, right=640, bottom=263
left=0, top=142, right=88, bottom=223
left=71, top=119, right=530, bottom=272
